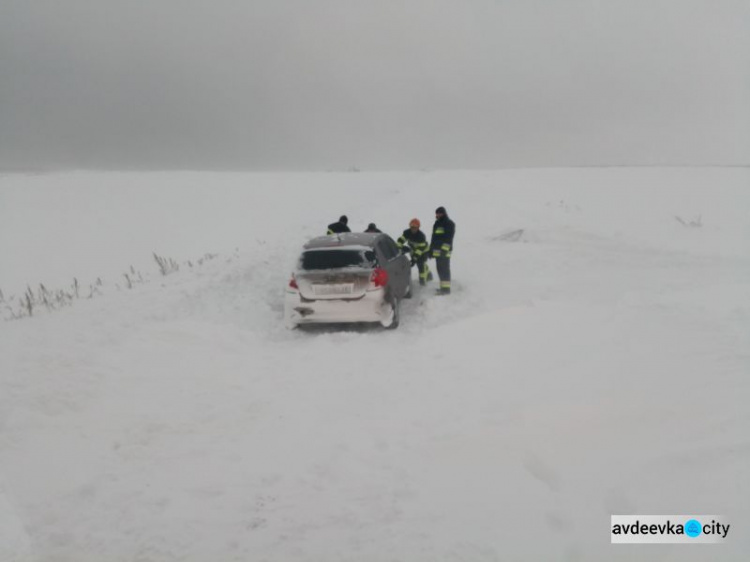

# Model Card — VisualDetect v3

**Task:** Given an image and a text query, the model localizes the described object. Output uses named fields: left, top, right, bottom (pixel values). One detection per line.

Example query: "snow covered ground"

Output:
left=1, top=168, right=748, bottom=561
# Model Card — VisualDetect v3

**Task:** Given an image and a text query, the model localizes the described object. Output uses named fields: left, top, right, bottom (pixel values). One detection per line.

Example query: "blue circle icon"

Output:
left=685, top=519, right=702, bottom=537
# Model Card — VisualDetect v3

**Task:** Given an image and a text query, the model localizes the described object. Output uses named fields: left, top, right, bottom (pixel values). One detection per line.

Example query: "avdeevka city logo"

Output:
left=685, top=519, right=702, bottom=538
left=610, top=515, right=730, bottom=543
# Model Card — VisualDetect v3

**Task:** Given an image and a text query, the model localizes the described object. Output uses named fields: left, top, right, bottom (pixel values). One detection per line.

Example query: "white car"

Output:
left=285, top=233, right=412, bottom=329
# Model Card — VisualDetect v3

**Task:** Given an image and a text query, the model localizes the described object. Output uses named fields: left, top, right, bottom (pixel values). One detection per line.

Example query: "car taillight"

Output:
left=289, top=275, right=298, bottom=290
left=370, top=267, right=388, bottom=288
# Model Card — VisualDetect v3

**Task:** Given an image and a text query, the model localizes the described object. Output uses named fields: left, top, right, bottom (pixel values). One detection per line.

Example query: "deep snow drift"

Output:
left=1, top=168, right=749, bottom=561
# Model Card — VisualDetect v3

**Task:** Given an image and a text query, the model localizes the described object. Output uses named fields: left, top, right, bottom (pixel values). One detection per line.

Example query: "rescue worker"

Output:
left=327, top=215, right=351, bottom=235
left=429, top=206, right=455, bottom=294
left=364, top=223, right=382, bottom=233
left=397, top=218, right=432, bottom=286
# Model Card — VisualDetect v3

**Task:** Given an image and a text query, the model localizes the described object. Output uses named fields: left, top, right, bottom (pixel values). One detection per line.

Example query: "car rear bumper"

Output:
left=285, top=288, right=387, bottom=325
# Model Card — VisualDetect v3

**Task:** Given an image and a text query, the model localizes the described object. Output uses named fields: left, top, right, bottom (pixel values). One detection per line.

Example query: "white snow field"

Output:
left=1, top=168, right=749, bottom=561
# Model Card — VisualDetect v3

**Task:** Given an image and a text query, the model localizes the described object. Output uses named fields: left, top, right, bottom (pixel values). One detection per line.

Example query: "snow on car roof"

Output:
left=304, top=232, right=382, bottom=250
left=303, top=245, right=372, bottom=253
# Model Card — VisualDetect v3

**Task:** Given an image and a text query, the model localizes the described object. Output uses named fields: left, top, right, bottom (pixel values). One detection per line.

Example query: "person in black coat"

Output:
left=429, top=206, right=455, bottom=294
left=364, top=223, right=382, bottom=233
left=397, top=218, right=432, bottom=286
left=327, top=215, right=351, bottom=235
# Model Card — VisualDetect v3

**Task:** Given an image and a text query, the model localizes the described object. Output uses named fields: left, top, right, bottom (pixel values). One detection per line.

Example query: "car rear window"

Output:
left=300, top=250, right=376, bottom=270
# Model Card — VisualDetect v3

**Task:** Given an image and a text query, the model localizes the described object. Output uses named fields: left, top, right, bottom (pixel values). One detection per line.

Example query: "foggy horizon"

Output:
left=2, top=0, right=748, bottom=171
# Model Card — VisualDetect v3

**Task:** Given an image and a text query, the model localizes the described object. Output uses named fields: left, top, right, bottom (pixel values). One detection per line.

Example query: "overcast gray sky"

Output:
left=1, top=0, right=748, bottom=170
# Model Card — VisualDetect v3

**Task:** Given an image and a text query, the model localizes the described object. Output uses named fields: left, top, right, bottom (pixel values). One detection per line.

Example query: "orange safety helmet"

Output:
left=409, top=218, right=420, bottom=228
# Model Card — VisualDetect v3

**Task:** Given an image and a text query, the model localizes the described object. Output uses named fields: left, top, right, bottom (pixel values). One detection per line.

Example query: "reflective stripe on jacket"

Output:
left=397, top=228, right=429, bottom=256
left=430, top=216, right=455, bottom=258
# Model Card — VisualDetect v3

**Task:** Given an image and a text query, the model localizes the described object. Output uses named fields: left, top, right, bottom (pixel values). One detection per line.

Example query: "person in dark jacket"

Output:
left=429, top=206, right=455, bottom=294
left=327, top=215, right=351, bottom=235
left=364, top=223, right=382, bottom=233
left=397, top=218, right=432, bottom=286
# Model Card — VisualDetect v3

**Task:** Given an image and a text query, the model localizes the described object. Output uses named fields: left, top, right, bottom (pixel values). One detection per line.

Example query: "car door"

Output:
left=377, top=237, right=408, bottom=298
left=387, top=236, right=410, bottom=297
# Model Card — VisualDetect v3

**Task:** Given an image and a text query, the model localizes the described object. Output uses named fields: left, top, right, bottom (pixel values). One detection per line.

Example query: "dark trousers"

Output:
left=436, top=257, right=451, bottom=291
left=415, top=255, right=430, bottom=283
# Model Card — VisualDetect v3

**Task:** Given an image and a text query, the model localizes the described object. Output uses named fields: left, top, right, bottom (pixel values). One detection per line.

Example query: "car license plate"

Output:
left=312, top=283, right=354, bottom=296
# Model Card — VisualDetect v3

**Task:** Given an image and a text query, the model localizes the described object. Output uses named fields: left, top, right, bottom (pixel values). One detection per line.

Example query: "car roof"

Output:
left=304, top=232, right=384, bottom=250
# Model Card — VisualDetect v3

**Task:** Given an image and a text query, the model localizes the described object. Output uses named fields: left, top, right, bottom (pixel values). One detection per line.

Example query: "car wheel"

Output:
left=380, top=296, right=400, bottom=329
